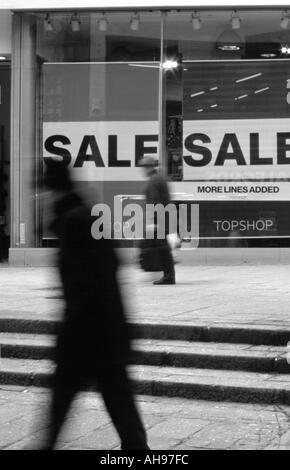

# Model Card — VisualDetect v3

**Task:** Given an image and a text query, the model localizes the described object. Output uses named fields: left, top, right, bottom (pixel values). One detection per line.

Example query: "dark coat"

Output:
left=51, top=192, right=131, bottom=376
left=144, top=171, right=172, bottom=237
left=145, top=171, right=171, bottom=207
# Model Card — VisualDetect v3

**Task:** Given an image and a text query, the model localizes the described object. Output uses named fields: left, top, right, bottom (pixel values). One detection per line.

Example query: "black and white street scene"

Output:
left=2, top=0, right=290, bottom=453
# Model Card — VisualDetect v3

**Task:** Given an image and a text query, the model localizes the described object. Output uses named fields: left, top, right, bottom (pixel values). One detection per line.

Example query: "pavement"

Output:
left=1, top=261, right=290, bottom=449
left=0, top=385, right=290, bottom=450
left=1, top=261, right=290, bottom=330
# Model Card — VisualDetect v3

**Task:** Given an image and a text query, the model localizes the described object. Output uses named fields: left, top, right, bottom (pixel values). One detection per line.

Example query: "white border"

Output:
left=0, top=1, right=290, bottom=11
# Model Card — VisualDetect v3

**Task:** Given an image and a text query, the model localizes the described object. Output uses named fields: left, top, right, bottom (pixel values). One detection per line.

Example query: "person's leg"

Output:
left=96, top=365, right=149, bottom=450
left=153, top=241, right=175, bottom=284
left=45, top=367, right=78, bottom=449
left=163, top=244, right=175, bottom=279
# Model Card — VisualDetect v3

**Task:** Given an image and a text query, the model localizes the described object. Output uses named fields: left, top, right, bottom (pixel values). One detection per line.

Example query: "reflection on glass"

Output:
left=163, top=10, right=290, bottom=247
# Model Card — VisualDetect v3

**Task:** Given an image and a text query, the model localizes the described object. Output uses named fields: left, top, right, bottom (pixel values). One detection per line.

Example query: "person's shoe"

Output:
left=153, top=276, right=176, bottom=285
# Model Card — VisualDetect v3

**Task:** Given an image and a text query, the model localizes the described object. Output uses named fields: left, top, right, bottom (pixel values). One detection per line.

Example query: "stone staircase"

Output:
left=0, top=318, right=290, bottom=404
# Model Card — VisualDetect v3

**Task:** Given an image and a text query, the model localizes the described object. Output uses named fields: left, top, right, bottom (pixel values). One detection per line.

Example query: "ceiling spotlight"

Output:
left=231, top=11, right=241, bottom=30
left=71, top=13, right=81, bottom=32
left=260, top=53, right=277, bottom=58
left=216, top=29, right=243, bottom=52
left=281, top=11, right=290, bottom=29
left=99, top=14, right=108, bottom=32
left=191, top=11, right=201, bottom=30
left=190, top=90, right=205, bottom=98
left=130, top=13, right=140, bottom=31
left=0, top=56, right=7, bottom=61
left=281, top=44, right=288, bottom=54
left=44, top=14, right=53, bottom=32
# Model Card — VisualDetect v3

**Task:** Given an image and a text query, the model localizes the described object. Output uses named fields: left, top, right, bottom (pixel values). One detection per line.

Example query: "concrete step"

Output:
left=0, top=333, right=55, bottom=360
left=133, top=339, right=290, bottom=373
left=0, top=358, right=290, bottom=405
left=0, top=318, right=290, bottom=345
left=0, top=334, right=289, bottom=373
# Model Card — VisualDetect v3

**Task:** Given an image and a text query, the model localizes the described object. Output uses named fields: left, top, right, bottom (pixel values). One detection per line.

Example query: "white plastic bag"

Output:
left=166, top=233, right=181, bottom=250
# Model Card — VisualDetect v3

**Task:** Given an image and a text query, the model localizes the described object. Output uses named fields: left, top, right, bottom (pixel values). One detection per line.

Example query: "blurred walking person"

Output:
left=139, top=156, right=176, bottom=285
left=42, top=160, right=149, bottom=450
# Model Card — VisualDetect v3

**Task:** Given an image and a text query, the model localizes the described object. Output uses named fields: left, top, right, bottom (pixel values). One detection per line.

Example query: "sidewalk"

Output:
left=1, top=262, right=290, bottom=450
left=0, top=385, right=290, bottom=450
left=0, top=262, right=290, bottom=330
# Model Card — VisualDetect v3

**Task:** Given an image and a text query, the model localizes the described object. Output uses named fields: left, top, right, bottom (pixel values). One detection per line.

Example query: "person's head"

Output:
left=138, top=156, right=158, bottom=178
left=43, top=160, right=73, bottom=193
left=43, top=160, right=73, bottom=207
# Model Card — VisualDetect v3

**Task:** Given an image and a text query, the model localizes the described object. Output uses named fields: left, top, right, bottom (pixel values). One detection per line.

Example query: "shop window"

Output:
left=36, top=12, right=161, bottom=244
left=163, top=10, right=290, bottom=247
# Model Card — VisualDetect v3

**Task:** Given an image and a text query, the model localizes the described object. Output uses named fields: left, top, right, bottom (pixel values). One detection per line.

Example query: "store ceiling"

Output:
left=36, top=10, right=290, bottom=62
left=35, top=9, right=290, bottom=39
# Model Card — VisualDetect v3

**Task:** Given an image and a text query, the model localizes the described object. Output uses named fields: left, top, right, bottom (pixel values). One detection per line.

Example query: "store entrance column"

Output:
left=0, top=64, right=11, bottom=261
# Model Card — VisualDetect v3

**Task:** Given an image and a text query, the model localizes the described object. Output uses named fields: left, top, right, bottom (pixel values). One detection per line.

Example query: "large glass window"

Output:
left=35, top=11, right=161, bottom=244
left=163, top=9, right=290, bottom=247
left=11, top=8, right=290, bottom=250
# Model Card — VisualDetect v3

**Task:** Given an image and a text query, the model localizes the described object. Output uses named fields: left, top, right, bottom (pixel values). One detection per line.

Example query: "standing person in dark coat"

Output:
left=42, top=160, right=149, bottom=450
left=139, top=156, right=176, bottom=285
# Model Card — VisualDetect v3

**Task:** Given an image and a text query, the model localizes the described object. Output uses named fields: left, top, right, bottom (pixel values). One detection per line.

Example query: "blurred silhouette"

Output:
left=139, top=156, right=176, bottom=285
left=42, top=160, right=149, bottom=450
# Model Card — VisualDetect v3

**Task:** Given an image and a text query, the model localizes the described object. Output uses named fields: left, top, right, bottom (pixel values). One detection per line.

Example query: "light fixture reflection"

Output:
left=216, top=29, right=243, bottom=52
left=281, top=45, right=290, bottom=54
left=235, top=94, right=248, bottom=100
left=99, top=14, right=108, bottom=32
left=260, top=53, right=277, bottom=58
left=130, top=13, right=140, bottom=31
left=254, top=87, right=270, bottom=94
left=231, top=11, right=241, bottom=30
left=190, top=91, right=205, bottom=98
left=71, top=13, right=81, bottom=32
left=163, top=60, right=178, bottom=70
left=281, top=11, right=290, bottom=29
left=236, top=73, right=262, bottom=83
left=192, top=11, right=201, bottom=30
left=44, top=14, right=53, bottom=32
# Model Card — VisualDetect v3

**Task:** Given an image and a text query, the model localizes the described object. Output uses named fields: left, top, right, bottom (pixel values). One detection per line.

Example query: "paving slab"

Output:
left=1, top=264, right=290, bottom=449
left=0, top=264, right=290, bottom=332
left=0, top=334, right=288, bottom=372
left=1, top=359, right=290, bottom=404
left=0, top=386, right=290, bottom=450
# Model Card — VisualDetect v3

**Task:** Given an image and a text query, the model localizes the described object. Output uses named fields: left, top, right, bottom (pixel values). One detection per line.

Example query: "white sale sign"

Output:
left=183, top=118, right=290, bottom=181
left=43, top=121, right=159, bottom=181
